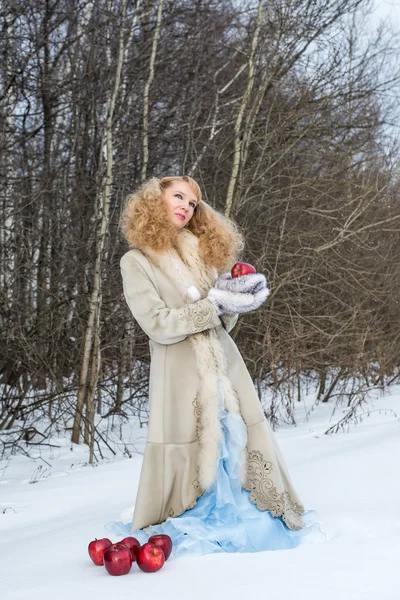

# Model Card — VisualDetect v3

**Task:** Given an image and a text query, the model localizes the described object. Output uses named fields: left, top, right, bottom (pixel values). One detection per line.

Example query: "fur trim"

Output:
left=141, top=229, right=246, bottom=490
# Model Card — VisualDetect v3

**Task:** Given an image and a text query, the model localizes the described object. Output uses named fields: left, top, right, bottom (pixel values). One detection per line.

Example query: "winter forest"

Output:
left=1, top=0, right=400, bottom=598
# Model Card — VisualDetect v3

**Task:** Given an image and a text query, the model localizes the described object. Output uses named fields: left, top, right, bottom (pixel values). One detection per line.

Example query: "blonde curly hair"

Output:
left=119, top=175, right=245, bottom=273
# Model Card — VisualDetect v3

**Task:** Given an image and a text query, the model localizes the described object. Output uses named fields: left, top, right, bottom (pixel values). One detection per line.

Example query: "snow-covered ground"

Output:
left=1, top=385, right=399, bottom=600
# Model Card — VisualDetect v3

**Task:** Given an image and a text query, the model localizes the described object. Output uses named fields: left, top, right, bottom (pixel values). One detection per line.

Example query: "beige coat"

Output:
left=120, top=241, right=306, bottom=533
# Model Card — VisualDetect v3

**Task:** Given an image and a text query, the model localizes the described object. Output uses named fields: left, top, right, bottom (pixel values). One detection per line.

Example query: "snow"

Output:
left=1, top=385, right=400, bottom=600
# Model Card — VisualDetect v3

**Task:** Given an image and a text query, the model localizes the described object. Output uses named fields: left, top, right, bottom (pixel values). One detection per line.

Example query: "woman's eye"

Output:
left=175, top=193, right=195, bottom=209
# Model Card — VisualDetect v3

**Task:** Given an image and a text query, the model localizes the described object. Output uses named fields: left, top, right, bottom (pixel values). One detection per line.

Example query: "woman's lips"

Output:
left=175, top=213, right=185, bottom=220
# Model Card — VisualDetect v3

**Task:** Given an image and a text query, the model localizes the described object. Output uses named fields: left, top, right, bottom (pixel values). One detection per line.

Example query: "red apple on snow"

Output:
left=120, top=536, right=141, bottom=561
left=148, top=534, right=173, bottom=561
left=136, top=542, right=165, bottom=572
left=103, top=543, right=132, bottom=576
left=88, top=538, right=112, bottom=566
left=231, top=262, right=256, bottom=278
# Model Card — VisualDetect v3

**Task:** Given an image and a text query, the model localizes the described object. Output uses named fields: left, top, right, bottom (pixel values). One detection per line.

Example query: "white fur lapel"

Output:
left=141, top=229, right=217, bottom=301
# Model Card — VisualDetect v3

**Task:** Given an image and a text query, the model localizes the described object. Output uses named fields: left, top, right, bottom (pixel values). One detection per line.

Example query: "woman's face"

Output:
left=162, top=180, right=199, bottom=229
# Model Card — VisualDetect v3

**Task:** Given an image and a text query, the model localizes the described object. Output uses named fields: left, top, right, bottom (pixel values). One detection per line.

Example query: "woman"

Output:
left=106, top=175, right=325, bottom=557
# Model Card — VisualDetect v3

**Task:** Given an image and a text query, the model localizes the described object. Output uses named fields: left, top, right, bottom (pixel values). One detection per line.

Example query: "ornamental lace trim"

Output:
left=244, top=450, right=306, bottom=531
left=177, top=299, right=215, bottom=334
left=192, top=393, right=202, bottom=440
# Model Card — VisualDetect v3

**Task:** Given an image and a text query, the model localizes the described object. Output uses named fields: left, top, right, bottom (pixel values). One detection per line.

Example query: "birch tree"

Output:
left=141, top=0, right=164, bottom=183
left=71, top=0, right=129, bottom=446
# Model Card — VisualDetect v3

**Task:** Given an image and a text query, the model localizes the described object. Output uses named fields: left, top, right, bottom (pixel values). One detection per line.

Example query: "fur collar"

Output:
left=140, top=228, right=247, bottom=491
left=141, top=228, right=217, bottom=301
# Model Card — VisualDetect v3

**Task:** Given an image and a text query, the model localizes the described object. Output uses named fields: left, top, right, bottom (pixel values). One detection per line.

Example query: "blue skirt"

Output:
left=105, top=404, right=327, bottom=558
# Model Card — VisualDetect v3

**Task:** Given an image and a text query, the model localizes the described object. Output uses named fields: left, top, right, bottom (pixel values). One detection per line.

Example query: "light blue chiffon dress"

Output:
left=105, top=380, right=327, bottom=558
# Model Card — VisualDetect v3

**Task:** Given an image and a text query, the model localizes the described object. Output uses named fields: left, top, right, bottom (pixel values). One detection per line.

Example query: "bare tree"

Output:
left=1, top=0, right=399, bottom=455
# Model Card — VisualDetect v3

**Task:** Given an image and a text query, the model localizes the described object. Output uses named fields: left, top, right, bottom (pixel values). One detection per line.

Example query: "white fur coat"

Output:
left=120, top=228, right=307, bottom=532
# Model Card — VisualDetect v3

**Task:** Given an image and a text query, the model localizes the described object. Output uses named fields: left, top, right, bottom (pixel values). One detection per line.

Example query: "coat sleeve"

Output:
left=120, top=253, right=222, bottom=345
left=220, top=313, right=239, bottom=333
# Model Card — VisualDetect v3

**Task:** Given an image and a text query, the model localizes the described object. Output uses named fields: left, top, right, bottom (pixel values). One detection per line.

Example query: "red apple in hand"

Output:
left=148, top=534, right=173, bottom=561
left=231, top=262, right=256, bottom=278
left=88, top=538, right=112, bottom=566
left=120, top=536, right=141, bottom=561
left=136, top=542, right=165, bottom=572
left=103, top=543, right=132, bottom=576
